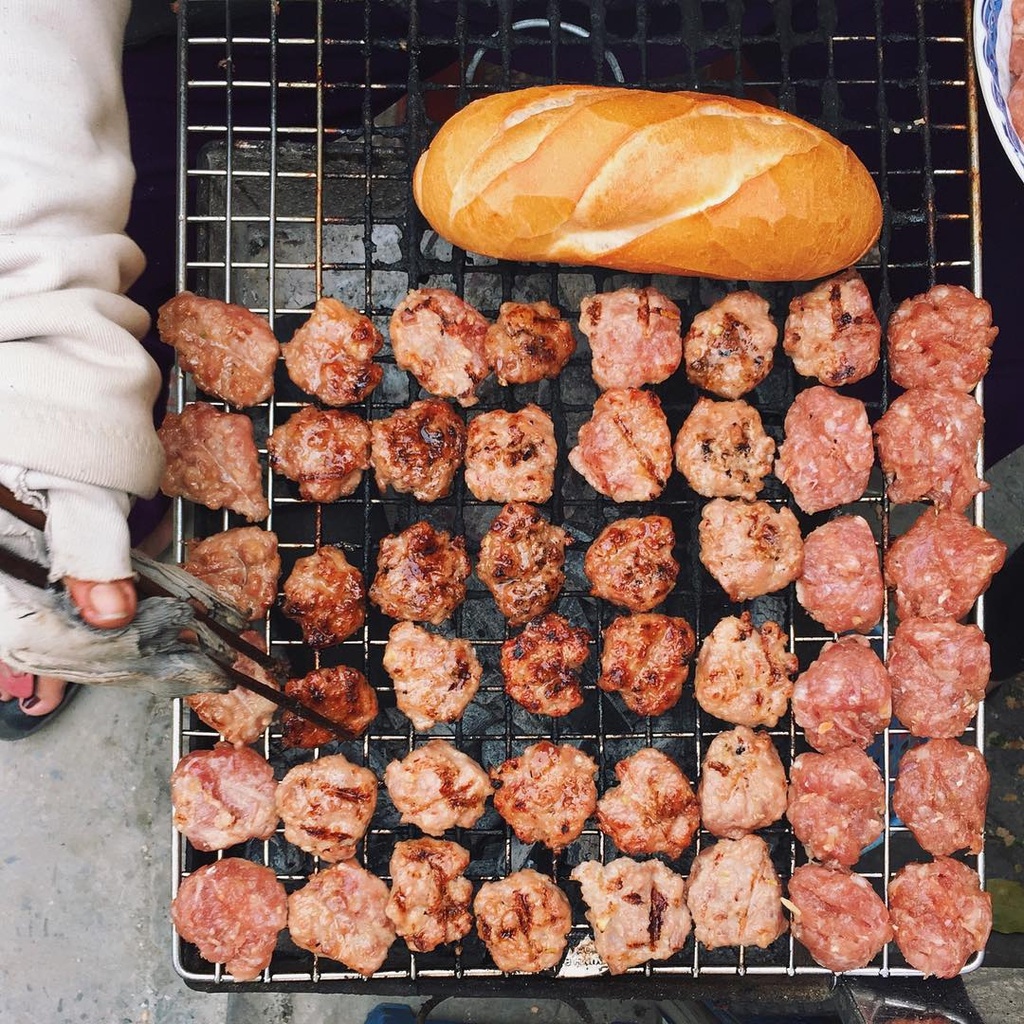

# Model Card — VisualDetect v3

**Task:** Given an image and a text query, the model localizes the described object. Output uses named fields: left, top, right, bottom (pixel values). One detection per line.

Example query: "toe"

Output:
left=65, top=578, right=137, bottom=629
left=20, top=676, right=67, bottom=717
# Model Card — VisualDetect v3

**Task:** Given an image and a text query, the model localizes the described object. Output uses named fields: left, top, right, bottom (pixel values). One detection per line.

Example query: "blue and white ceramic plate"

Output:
left=975, top=0, right=1024, bottom=183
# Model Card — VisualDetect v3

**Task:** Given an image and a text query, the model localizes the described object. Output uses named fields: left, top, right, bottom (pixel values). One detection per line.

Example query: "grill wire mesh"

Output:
left=171, top=0, right=986, bottom=991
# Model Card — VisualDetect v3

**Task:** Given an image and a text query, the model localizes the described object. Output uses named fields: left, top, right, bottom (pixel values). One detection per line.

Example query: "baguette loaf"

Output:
left=413, top=85, right=882, bottom=282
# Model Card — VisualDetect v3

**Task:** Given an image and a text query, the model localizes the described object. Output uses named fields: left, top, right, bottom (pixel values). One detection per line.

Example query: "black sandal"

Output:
left=0, top=680, right=80, bottom=741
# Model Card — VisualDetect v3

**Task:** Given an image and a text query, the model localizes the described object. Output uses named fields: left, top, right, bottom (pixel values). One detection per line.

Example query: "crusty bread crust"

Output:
left=413, top=85, right=882, bottom=282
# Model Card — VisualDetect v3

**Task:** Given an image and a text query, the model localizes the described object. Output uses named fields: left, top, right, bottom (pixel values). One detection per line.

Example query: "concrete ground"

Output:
left=1, top=448, right=1022, bottom=1024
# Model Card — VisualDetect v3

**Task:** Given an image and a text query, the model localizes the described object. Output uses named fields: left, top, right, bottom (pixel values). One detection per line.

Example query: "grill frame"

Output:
left=170, top=0, right=988, bottom=992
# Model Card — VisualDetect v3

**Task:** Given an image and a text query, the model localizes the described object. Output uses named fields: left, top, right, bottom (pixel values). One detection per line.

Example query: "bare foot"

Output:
left=0, top=675, right=67, bottom=716
left=0, top=576, right=138, bottom=721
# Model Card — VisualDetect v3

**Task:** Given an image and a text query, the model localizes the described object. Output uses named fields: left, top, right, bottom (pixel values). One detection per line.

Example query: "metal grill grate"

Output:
left=171, top=0, right=985, bottom=992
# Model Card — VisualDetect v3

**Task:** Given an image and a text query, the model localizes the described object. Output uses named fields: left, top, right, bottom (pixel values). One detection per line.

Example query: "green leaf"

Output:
left=988, top=879, right=1024, bottom=933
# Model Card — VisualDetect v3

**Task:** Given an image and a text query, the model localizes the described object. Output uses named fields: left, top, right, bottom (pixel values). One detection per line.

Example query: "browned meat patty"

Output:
left=281, top=665, right=378, bottom=748
left=500, top=612, right=590, bottom=718
left=287, top=861, right=395, bottom=976
left=485, top=300, right=575, bottom=385
left=158, top=291, right=279, bottom=407
left=490, top=740, right=598, bottom=852
left=673, top=396, right=775, bottom=500
left=584, top=515, right=679, bottom=612
left=158, top=402, right=269, bottom=521
left=474, top=869, right=572, bottom=973
left=783, top=270, right=881, bottom=387
left=476, top=502, right=571, bottom=625
left=697, top=726, right=788, bottom=839
left=183, top=526, right=280, bottom=621
left=597, top=747, right=700, bottom=859
left=386, top=838, right=474, bottom=953
left=683, top=290, right=777, bottom=399
left=267, top=405, right=371, bottom=503
left=384, top=739, right=493, bottom=836
left=572, top=857, right=691, bottom=974
left=369, top=521, right=471, bottom=625
left=698, top=498, right=803, bottom=602
left=369, top=399, right=466, bottom=502
left=280, top=296, right=383, bottom=406
left=275, top=753, right=377, bottom=862
left=281, top=545, right=366, bottom=648
left=383, top=621, right=482, bottom=731
left=597, top=613, right=695, bottom=717
left=464, top=404, right=557, bottom=503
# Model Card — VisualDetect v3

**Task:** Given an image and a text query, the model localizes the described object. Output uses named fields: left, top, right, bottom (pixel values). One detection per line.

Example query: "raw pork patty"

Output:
left=774, top=386, right=874, bottom=514
left=884, top=509, right=1006, bottom=621
left=886, top=283, right=997, bottom=392
left=796, top=515, right=884, bottom=634
left=786, top=747, right=885, bottom=867
left=791, top=636, right=891, bottom=752
left=787, top=864, right=892, bottom=972
left=891, top=738, right=989, bottom=856
left=887, top=617, right=990, bottom=737
left=888, top=858, right=991, bottom=978
left=171, top=858, right=287, bottom=981
left=170, top=742, right=279, bottom=852
left=873, top=386, right=986, bottom=513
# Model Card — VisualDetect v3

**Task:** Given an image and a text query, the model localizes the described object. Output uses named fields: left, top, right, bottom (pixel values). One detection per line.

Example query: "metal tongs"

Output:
left=0, top=484, right=354, bottom=739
